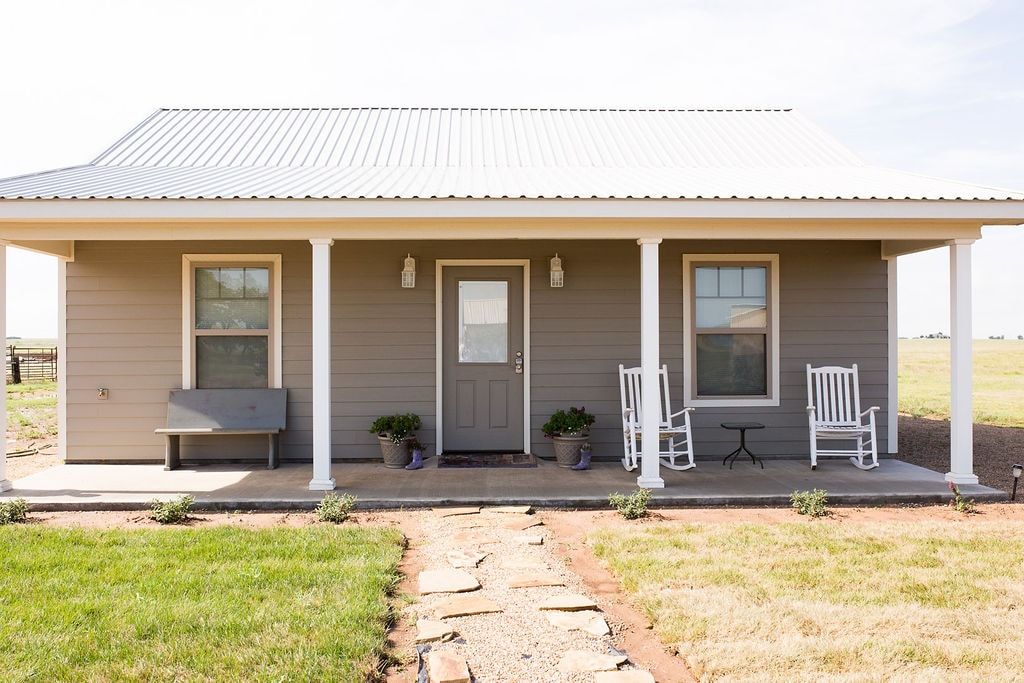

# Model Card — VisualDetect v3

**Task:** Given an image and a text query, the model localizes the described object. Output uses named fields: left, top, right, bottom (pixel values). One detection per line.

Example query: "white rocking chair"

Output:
left=806, top=364, right=880, bottom=470
left=618, top=364, right=696, bottom=472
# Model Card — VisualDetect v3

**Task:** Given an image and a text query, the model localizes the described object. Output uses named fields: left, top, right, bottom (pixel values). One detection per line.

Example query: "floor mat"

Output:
left=437, top=453, right=538, bottom=468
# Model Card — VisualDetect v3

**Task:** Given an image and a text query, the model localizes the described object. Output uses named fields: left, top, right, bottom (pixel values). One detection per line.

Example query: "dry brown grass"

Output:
left=589, top=516, right=1024, bottom=682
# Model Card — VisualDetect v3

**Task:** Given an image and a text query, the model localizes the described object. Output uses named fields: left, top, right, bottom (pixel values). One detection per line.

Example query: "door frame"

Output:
left=435, top=259, right=531, bottom=453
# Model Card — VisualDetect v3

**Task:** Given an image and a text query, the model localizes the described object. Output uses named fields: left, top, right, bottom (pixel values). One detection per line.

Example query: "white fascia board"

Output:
left=2, top=198, right=1024, bottom=222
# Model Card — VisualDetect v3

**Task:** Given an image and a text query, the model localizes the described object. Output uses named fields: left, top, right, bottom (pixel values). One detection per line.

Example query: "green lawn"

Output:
left=0, top=525, right=404, bottom=681
left=899, top=338, right=1024, bottom=428
left=590, top=518, right=1024, bottom=682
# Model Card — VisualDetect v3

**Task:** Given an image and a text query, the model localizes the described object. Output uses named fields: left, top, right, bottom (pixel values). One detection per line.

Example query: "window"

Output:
left=683, top=254, right=779, bottom=407
left=183, top=255, right=282, bottom=389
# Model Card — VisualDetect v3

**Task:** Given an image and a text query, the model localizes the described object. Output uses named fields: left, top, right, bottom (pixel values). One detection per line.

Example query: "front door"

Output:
left=442, top=266, right=525, bottom=452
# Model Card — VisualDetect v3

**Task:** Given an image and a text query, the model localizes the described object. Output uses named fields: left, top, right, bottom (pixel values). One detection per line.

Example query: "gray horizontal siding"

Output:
left=64, top=238, right=889, bottom=465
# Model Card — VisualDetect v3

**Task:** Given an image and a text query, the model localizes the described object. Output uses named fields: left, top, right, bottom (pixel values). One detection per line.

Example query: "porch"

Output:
left=3, top=458, right=1006, bottom=511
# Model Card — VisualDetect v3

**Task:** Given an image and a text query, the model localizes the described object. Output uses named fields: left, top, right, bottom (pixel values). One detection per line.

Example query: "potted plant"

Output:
left=369, top=413, right=422, bottom=468
left=542, top=406, right=596, bottom=467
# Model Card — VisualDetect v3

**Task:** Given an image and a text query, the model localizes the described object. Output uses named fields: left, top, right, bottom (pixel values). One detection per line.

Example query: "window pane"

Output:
left=196, top=267, right=269, bottom=330
left=695, top=334, right=766, bottom=396
left=459, top=280, right=508, bottom=363
left=694, top=265, right=766, bottom=329
left=196, top=336, right=268, bottom=389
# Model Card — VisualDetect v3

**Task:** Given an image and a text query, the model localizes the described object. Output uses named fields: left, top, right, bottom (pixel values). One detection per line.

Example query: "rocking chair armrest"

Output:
left=860, top=406, right=880, bottom=418
left=806, top=405, right=817, bottom=416
left=668, top=407, right=694, bottom=419
left=623, top=408, right=637, bottom=424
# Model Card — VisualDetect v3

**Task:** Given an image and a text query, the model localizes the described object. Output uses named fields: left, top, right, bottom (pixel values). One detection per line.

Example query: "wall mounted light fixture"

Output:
left=401, top=254, right=416, bottom=288
left=550, top=253, right=564, bottom=288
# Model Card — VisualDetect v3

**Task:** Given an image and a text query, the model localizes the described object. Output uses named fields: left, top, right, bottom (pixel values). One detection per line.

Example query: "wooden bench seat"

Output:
left=156, top=388, right=287, bottom=470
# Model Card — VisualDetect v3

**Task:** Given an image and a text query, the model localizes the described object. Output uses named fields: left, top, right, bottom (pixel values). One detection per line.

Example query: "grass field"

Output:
left=0, top=525, right=404, bottom=681
left=6, top=380, right=58, bottom=446
left=590, top=518, right=1024, bottom=682
left=899, top=338, right=1024, bottom=428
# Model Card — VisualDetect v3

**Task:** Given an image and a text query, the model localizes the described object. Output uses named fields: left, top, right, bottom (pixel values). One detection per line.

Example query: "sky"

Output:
left=2, top=0, right=1022, bottom=339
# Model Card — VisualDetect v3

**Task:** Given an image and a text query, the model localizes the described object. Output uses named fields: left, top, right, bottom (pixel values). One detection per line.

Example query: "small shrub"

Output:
left=149, top=494, right=194, bottom=524
left=609, top=488, right=652, bottom=519
left=316, top=493, right=357, bottom=523
left=0, top=497, right=30, bottom=524
left=791, top=488, right=829, bottom=517
left=948, top=482, right=978, bottom=514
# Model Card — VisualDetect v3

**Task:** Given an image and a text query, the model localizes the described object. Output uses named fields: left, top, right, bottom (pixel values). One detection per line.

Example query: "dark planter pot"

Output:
left=378, top=435, right=413, bottom=468
left=552, top=434, right=588, bottom=467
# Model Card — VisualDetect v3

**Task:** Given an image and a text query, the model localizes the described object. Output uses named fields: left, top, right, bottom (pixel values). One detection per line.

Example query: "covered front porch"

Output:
left=4, top=457, right=1006, bottom=511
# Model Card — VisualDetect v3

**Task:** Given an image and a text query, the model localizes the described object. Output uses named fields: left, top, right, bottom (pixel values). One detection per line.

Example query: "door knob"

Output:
left=514, top=351, right=524, bottom=374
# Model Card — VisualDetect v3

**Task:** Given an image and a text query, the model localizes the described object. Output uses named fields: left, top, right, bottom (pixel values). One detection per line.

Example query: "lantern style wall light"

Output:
left=550, top=253, right=564, bottom=288
left=401, top=254, right=416, bottom=288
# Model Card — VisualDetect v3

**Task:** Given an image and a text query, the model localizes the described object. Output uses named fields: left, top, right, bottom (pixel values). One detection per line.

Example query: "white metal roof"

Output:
left=0, top=107, right=1021, bottom=201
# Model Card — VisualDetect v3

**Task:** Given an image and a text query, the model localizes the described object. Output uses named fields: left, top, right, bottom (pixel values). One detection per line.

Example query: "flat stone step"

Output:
left=504, top=515, right=543, bottom=531
left=487, top=505, right=532, bottom=514
left=557, top=649, right=628, bottom=673
left=593, top=671, right=656, bottom=683
left=508, top=572, right=564, bottom=588
left=445, top=549, right=489, bottom=568
left=414, top=618, right=456, bottom=644
left=514, top=534, right=544, bottom=545
left=545, top=610, right=611, bottom=636
left=433, top=594, right=503, bottom=619
left=427, top=651, right=471, bottom=683
left=433, top=506, right=480, bottom=517
left=537, top=593, right=598, bottom=611
left=418, top=568, right=481, bottom=595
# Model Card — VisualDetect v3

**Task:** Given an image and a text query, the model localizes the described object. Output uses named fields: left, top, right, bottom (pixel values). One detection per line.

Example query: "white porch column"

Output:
left=947, top=239, right=977, bottom=485
left=309, top=238, right=336, bottom=491
left=637, top=238, right=665, bottom=489
left=0, top=245, right=10, bottom=492
left=886, top=255, right=898, bottom=454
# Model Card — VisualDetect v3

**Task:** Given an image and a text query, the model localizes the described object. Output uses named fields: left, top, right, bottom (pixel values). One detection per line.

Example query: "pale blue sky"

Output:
left=2, top=0, right=1022, bottom=338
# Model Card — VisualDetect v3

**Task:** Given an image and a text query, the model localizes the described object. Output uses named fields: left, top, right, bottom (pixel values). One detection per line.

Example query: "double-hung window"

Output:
left=183, top=254, right=282, bottom=389
left=683, top=254, right=779, bottom=407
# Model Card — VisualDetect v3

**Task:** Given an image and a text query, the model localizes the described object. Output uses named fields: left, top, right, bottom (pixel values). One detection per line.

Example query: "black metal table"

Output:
left=721, top=422, right=765, bottom=469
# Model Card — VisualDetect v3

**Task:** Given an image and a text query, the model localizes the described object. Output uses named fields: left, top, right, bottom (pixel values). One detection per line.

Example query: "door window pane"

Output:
left=195, top=337, right=269, bottom=389
left=695, top=334, right=767, bottom=396
left=458, top=281, right=508, bottom=363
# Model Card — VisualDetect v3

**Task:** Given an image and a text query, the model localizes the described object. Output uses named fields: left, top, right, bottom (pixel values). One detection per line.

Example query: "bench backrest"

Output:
left=165, top=389, right=287, bottom=430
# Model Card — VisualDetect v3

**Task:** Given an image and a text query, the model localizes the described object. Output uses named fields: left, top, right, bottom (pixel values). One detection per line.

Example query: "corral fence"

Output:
left=6, top=346, right=58, bottom=383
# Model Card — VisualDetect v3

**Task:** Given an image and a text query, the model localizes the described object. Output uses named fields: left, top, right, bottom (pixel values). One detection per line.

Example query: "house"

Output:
left=1, top=107, right=1022, bottom=492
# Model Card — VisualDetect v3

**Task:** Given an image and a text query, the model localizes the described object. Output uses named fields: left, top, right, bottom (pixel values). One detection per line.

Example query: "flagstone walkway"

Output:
left=394, top=505, right=683, bottom=683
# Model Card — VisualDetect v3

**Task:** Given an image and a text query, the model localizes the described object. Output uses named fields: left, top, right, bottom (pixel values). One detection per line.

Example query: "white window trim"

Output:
left=682, top=253, right=780, bottom=407
left=181, top=254, right=283, bottom=389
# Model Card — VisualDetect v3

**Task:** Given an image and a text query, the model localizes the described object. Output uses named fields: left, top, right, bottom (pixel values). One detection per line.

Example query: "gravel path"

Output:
left=396, top=507, right=659, bottom=682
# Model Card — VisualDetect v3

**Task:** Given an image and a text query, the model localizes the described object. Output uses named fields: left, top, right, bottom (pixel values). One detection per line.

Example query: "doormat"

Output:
left=437, top=453, right=537, bottom=468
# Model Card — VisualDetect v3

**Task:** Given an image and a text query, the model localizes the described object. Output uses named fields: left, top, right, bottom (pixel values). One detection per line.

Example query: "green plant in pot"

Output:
left=542, top=406, right=595, bottom=468
left=370, top=413, right=422, bottom=468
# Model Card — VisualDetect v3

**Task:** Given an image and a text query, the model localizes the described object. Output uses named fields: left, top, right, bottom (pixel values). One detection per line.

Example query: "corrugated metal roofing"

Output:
left=1, top=108, right=1021, bottom=201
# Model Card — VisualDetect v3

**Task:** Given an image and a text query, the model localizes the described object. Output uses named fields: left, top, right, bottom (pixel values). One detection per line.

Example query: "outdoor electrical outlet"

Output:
left=97, top=388, right=109, bottom=400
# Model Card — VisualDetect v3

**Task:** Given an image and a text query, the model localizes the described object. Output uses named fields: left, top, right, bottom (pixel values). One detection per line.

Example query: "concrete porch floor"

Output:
left=2, top=456, right=1007, bottom=510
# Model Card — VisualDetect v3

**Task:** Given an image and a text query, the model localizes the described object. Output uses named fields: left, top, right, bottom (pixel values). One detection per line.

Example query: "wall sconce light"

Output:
left=1012, top=464, right=1022, bottom=501
left=401, top=254, right=416, bottom=288
left=550, top=253, right=564, bottom=288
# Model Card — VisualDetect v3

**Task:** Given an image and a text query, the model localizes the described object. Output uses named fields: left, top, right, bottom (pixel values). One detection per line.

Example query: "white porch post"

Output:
left=886, top=255, right=898, bottom=454
left=946, top=239, right=977, bottom=485
left=309, top=238, right=336, bottom=491
left=0, top=245, right=10, bottom=492
left=637, top=238, right=665, bottom=489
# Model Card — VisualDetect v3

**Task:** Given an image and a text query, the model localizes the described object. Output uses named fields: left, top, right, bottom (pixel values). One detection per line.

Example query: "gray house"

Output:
left=0, top=108, right=1021, bottom=492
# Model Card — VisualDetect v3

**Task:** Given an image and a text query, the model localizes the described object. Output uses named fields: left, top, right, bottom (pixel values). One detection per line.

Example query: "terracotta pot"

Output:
left=551, top=434, right=588, bottom=467
left=378, top=435, right=413, bottom=468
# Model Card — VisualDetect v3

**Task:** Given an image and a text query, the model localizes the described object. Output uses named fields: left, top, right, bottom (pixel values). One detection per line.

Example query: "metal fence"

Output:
left=6, top=346, right=58, bottom=383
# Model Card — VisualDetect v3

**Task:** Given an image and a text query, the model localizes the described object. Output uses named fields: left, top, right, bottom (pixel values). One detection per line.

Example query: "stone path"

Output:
left=406, top=506, right=658, bottom=683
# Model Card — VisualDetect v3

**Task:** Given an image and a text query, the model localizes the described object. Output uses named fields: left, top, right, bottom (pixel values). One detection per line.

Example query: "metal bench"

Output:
left=155, top=389, right=287, bottom=471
